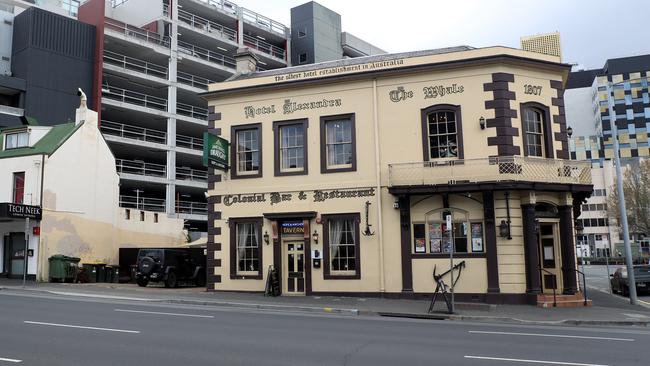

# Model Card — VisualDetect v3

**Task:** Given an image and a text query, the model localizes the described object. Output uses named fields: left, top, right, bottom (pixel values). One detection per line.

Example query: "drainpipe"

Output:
left=37, top=154, right=45, bottom=282
left=372, top=78, right=385, bottom=293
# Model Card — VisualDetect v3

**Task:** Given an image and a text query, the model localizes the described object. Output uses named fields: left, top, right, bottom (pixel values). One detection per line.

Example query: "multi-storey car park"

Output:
left=78, top=0, right=291, bottom=235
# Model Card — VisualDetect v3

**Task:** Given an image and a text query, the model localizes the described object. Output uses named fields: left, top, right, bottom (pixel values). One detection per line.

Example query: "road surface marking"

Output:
left=468, top=330, right=633, bottom=342
left=622, top=313, right=648, bottom=319
left=0, top=358, right=21, bottom=363
left=464, top=355, right=609, bottom=366
left=114, top=309, right=214, bottom=318
left=24, top=321, right=140, bottom=334
left=47, top=291, right=151, bottom=301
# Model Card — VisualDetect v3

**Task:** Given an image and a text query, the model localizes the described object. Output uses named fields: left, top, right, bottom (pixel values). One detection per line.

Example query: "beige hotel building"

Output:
left=202, top=46, right=593, bottom=305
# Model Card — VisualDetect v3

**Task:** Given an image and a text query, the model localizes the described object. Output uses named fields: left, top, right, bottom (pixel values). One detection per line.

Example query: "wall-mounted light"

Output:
left=263, top=231, right=270, bottom=245
left=534, top=218, right=540, bottom=235
left=312, top=230, right=319, bottom=244
left=479, top=116, right=486, bottom=130
left=498, top=220, right=510, bottom=238
left=567, top=126, right=573, bottom=138
left=574, top=219, right=584, bottom=234
left=393, top=199, right=400, bottom=209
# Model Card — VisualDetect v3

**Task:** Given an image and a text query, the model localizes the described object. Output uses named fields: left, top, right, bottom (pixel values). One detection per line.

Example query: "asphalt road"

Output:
left=582, top=264, right=650, bottom=306
left=0, top=290, right=648, bottom=366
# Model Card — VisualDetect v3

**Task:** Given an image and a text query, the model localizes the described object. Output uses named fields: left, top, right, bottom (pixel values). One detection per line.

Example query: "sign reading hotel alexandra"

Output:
left=0, top=203, right=42, bottom=220
left=203, top=132, right=229, bottom=171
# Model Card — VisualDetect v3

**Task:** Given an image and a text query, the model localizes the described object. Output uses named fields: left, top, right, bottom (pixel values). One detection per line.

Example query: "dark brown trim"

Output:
left=550, top=82, right=570, bottom=159
left=263, top=211, right=317, bottom=220
left=484, top=73, right=520, bottom=156
left=398, top=195, right=413, bottom=292
left=322, top=213, right=361, bottom=280
left=521, top=204, right=541, bottom=294
left=558, top=205, right=578, bottom=295
left=230, top=123, right=263, bottom=180
left=202, top=55, right=571, bottom=99
left=320, top=113, right=357, bottom=174
left=411, top=253, right=487, bottom=259
left=483, top=191, right=500, bottom=294
left=273, top=118, right=309, bottom=177
left=388, top=182, right=594, bottom=195
left=520, top=102, right=554, bottom=159
left=229, top=216, right=264, bottom=280
left=420, top=103, right=464, bottom=161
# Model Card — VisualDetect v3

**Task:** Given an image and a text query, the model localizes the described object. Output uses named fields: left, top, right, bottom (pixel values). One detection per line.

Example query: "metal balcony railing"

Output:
left=102, top=86, right=168, bottom=111
left=176, top=7, right=238, bottom=43
left=100, top=120, right=167, bottom=145
left=243, top=34, right=286, bottom=60
left=116, top=159, right=167, bottom=178
left=241, top=8, right=285, bottom=36
left=388, top=156, right=593, bottom=187
left=176, top=134, right=203, bottom=151
left=196, top=0, right=238, bottom=16
left=176, top=200, right=208, bottom=215
left=103, top=50, right=168, bottom=79
left=177, top=102, right=208, bottom=120
left=177, top=71, right=215, bottom=90
left=176, top=167, right=208, bottom=182
left=177, top=40, right=236, bottom=69
left=120, top=195, right=166, bottom=212
left=105, top=18, right=171, bottom=48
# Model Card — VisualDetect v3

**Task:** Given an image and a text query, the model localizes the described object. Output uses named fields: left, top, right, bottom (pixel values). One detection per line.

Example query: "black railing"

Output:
left=569, top=267, right=588, bottom=306
left=539, top=267, right=557, bottom=307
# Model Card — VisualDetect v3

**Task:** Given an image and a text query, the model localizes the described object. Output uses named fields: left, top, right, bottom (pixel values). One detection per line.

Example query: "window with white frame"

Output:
left=523, top=108, right=544, bottom=157
left=325, top=119, right=352, bottom=168
left=236, top=222, right=260, bottom=275
left=279, top=123, right=305, bottom=172
left=413, top=210, right=484, bottom=254
left=235, top=127, right=260, bottom=175
left=427, top=110, right=459, bottom=159
left=323, top=214, right=360, bottom=278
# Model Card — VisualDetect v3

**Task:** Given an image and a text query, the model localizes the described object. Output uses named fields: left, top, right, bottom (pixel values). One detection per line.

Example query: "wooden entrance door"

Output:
left=538, top=222, right=562, bottom=294
left=283, top=241, right=305, bottom=295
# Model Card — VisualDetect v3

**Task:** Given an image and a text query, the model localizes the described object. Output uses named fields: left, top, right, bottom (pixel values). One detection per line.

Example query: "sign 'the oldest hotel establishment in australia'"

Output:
left=202, top=46, right=593, bottom=304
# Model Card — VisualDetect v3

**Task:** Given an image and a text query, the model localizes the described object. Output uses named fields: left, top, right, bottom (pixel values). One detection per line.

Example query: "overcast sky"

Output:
left=239, top=0, right=650, bottom=69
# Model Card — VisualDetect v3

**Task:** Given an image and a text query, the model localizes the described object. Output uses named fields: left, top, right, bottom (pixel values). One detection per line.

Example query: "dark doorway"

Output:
left=3, top=233, right=27, bottom=278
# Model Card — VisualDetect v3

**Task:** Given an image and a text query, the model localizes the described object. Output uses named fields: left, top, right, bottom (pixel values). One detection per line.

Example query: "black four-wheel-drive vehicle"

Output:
left=610, top=265, right=650, bottom=296
left=135, top=248, right=206, bottom=288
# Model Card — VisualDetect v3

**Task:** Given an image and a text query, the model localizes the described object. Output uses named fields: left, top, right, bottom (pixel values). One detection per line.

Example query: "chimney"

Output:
left=75, top=88, right=98, bottom=128
left=235, top=47, right=260, bottom=74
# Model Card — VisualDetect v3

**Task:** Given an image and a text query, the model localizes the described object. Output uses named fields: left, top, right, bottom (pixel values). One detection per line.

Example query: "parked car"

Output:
left=610, top=265, right=650, bottom=296
left=135, top=248, right=206, bottom=288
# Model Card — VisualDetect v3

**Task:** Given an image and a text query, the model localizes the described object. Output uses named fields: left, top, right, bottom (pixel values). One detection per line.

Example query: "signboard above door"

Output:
left=281, top=221, right=304, bottom=235
left=0, top=203, right=42, bottom=220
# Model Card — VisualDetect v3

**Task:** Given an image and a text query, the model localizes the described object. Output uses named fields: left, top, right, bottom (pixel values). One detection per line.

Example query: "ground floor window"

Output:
left=229, top=217, right=263, bottom=278
left=413, top=209, right=484, bottom=254
left=322, top=213, right=360, bottom=279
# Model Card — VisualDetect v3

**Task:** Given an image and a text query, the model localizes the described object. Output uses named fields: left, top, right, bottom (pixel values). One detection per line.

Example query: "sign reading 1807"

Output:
left=203, top=132, right=229, bottom=171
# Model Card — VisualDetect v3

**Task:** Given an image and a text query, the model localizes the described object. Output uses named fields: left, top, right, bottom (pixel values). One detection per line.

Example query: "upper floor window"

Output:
left=523, top=108, right=544, bottom=157
left=274, top=119, right=308, bottom=176
left=4, top=132, right=28, bottom=150
left=320, top=114, right=356, bottom=173
left=520, top=103, right=553, bottom=158
left=231, top=124, right=262, bottom=179
left=421, top=104, right=463, bottom=161
left=13, top=172, right=25, bottom=204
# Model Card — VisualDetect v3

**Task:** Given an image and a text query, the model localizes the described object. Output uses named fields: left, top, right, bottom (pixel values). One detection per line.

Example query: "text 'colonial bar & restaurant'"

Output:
left=202, top=45, right=593, bottom=304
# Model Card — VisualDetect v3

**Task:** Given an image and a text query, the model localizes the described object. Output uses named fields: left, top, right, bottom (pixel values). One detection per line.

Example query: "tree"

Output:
left=607, top=159, right=650, bottom=237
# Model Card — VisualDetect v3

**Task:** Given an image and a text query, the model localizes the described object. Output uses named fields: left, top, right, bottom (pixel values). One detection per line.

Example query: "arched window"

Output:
left=421, top=104, right=464, bottom=160
left=520, top=102, right=553, bottom=158
left=523, top=108, right=544, bottom=157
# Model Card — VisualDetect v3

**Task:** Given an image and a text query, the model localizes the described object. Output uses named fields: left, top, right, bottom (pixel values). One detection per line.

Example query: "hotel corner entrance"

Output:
left=282, top=240, right=305, bottom=294
left=538, top=221, right=563, bottom=294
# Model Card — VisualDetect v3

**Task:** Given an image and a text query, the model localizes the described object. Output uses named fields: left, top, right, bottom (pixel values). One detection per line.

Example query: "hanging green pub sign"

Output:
left=203, top=132, right=230, bottom=171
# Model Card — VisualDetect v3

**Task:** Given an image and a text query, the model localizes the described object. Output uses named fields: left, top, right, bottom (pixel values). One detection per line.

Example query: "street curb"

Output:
left=0, top=286, right=360, bottom=316
left=377, top=312, right=650, bottom=327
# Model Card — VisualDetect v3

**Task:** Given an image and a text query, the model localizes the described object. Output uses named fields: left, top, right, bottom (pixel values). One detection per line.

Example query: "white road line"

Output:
left=468, top=330, right=634, bottom=342
left=0, top=358, right=21, bottom=363
left=24, top=321, right=140, bottom=334
left=114, top=309, right=214, bottom=318
left=464, top=355, right=609, bottom=366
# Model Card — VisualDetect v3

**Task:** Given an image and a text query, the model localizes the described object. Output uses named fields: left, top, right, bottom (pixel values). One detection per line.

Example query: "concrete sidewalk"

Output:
left=1, top=279, right=649, bottom=326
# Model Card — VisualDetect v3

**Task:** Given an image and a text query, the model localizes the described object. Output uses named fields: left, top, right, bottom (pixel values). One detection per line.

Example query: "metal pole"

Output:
left=446, top=214, right=454, bottom=314
left=23, top=217, right=29, bottom=287
left=605, top=250, right=612, bottom=294
left=606, top=81, right=637, bottom=305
